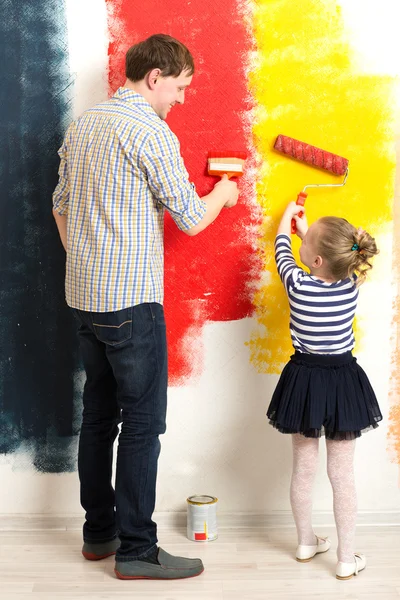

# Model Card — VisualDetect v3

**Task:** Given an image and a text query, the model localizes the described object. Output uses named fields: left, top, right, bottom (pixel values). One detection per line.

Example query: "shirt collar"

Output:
left=112, top=87, right=159, bottom=118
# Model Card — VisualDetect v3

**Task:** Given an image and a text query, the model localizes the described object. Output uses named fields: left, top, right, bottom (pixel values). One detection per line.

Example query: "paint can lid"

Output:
left=187, top=495, right=218, bottom=505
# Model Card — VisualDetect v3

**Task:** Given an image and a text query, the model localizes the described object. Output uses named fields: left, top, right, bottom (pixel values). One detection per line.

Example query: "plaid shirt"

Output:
left=52, top=87, right=207, bottom=312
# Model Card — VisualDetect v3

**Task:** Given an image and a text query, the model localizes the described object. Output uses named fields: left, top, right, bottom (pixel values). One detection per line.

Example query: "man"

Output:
left=52, top=34, right=238, bottom=580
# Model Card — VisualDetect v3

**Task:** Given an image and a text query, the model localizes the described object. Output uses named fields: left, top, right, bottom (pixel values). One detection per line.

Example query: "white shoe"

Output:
left=336, top=553, right=366, bottom=580
left=296, top=536, right=331, bottom=562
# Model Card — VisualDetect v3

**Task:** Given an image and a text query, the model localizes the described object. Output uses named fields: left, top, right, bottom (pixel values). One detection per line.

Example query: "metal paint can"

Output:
left=186, top=495, right=218, bottom=541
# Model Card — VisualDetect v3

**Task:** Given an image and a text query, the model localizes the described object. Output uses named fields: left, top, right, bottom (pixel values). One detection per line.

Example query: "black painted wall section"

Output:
left=0, top=0, right=80, bottom=471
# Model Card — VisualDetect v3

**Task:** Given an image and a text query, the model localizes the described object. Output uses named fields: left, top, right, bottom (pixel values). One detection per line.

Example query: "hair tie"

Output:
left=351, top=243, right=359, bottom=251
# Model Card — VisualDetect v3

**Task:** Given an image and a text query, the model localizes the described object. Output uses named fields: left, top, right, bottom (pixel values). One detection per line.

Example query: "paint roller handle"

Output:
left=291, top=192, right=307, bottom=234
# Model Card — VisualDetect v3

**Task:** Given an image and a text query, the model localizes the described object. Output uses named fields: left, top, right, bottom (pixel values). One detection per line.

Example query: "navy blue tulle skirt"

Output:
left=267, top=351, right=382, bottom=440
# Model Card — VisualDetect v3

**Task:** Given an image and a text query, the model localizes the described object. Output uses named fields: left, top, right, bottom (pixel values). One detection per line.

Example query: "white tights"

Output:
left=290, top=433, right=357, bottom=563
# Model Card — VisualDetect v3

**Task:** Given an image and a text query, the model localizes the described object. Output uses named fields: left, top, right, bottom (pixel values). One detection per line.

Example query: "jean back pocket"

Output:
left=91, top=307, right=133, bottom=346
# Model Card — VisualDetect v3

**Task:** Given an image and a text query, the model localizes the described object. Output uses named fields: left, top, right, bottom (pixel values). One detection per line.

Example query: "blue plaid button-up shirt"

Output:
left=52, top=87, right=207, bottom=312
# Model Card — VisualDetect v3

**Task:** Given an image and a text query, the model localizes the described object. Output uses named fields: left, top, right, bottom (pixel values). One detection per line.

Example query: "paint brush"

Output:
left=207, top=151, right=247, bottom=179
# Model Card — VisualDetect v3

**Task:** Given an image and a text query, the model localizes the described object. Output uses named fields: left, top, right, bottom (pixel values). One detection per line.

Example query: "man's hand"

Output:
left=213, top=174, right=239, bottom=208
left=186, top=174, right=239, bottom=236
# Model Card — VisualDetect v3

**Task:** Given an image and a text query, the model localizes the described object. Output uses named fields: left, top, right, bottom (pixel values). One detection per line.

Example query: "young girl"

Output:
left=267, top=201, right=382, bottom=580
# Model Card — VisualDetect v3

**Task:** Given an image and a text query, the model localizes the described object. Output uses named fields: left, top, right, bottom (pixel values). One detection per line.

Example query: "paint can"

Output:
left=186, top=495, right=218, bottom=541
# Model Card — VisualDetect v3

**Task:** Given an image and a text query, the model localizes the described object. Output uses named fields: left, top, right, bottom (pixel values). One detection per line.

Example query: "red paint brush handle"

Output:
left=291, top=192, right=307, bottom=234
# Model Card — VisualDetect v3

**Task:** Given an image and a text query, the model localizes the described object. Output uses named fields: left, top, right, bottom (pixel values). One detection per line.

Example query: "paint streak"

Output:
left=248, top=0, right=396, bottom=374
left=0, top=0, right=79, bottom=471
left=388, top=135, right=400, bottom=465
left=105, top=0, right=261, bottom=384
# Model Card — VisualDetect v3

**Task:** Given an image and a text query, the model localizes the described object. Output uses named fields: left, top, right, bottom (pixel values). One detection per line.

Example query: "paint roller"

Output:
left=274, top=134, right=349, bottom=233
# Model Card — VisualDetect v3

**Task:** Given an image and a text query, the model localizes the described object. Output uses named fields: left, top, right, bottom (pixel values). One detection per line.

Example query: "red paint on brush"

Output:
left=105, top=0, right=261, bottom=383
left=207, top=151, right=248, bottom=159
left=274, top=134, right=349, bottom=175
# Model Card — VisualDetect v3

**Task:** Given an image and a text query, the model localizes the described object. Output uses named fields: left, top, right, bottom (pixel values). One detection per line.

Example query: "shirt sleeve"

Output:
left=52, top=124, right=73, bottom=216
left=140, top=127, right=207, bottom=231
left=274, top=233, right=305, bottom=294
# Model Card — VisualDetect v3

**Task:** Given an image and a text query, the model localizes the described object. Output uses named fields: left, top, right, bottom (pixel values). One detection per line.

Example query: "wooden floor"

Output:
left=0, top=525, right=399, bottom=599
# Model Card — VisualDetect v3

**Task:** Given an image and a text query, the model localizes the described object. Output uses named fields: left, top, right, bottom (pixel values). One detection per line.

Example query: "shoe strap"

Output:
left=354, top=553, right=362, bottom=575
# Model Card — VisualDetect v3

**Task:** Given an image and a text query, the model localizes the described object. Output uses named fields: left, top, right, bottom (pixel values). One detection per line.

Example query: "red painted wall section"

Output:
left=106, top=0, right=261, bottom=384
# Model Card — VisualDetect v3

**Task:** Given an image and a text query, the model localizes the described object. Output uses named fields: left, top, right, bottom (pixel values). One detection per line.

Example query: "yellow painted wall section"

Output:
left=248, top=0, right=396, bottom=374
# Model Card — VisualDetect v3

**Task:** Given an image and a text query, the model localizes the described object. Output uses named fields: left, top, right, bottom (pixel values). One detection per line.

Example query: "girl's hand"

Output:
left=293, top=212, right=308, bottom=239
left=277, top=201, right=308, bottom=238
left=283, top=201, right=305, bottom=218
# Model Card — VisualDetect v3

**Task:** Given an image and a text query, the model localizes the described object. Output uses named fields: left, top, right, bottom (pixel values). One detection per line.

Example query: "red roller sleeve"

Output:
left=274, top=135, right=349, bottom=176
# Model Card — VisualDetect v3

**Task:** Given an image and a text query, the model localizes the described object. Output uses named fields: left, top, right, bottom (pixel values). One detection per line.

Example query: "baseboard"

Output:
left=157, top=510, right=400, bottom=528
left=0, top=510, right=399, bottom=531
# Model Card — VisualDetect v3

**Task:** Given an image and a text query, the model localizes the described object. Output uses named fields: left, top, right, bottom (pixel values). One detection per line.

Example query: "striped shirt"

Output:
left=275, top=234, right=358, bottom=354
left=52, top=87, right=207, bottom=312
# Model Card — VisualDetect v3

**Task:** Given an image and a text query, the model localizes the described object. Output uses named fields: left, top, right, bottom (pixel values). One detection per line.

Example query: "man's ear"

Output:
left=146, top=68, right=161, bottom=90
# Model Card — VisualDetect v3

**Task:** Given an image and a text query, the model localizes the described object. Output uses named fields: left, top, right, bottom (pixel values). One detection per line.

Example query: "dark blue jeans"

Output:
left=73, top=303, right=167, bottom=561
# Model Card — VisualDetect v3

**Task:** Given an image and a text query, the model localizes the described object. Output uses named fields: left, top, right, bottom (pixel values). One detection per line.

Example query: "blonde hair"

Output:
left=315, top=217, right=379, bottom=286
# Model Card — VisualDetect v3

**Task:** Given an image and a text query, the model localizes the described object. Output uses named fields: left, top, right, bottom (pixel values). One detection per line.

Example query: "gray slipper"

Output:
left=82, top=537, right=120, bottom=561
left=114, top=547, right=204, bottom=580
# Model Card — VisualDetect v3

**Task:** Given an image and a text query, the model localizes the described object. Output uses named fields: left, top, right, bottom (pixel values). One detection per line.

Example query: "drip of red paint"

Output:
left=105, top=0, right=261, bottom=383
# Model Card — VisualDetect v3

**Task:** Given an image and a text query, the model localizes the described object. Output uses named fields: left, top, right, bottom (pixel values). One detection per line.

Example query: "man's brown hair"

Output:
left=126, top=34, right=194, bottom=82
